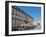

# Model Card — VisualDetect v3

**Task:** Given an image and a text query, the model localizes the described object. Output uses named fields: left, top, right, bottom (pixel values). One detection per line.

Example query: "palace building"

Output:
left=12, top=6, right=35, bottom=31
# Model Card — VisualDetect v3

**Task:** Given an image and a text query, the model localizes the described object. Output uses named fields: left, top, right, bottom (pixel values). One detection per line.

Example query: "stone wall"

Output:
left=12, top=6, right=34, bottom=31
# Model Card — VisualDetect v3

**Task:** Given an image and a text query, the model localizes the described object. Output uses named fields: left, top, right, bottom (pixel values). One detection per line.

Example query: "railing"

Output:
left=12, top=15, right=33, bottom=23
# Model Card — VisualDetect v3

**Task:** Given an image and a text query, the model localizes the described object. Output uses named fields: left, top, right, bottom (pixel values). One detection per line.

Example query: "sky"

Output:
left=17, top=6, right=41, bottom=21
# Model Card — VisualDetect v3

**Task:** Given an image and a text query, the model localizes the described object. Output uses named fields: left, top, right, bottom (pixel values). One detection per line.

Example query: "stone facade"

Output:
left=12, top=6, right=34, bottom=31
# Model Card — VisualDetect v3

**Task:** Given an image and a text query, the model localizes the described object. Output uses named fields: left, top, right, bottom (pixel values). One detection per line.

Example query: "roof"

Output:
left=12, top=6, right=34, bottom=20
